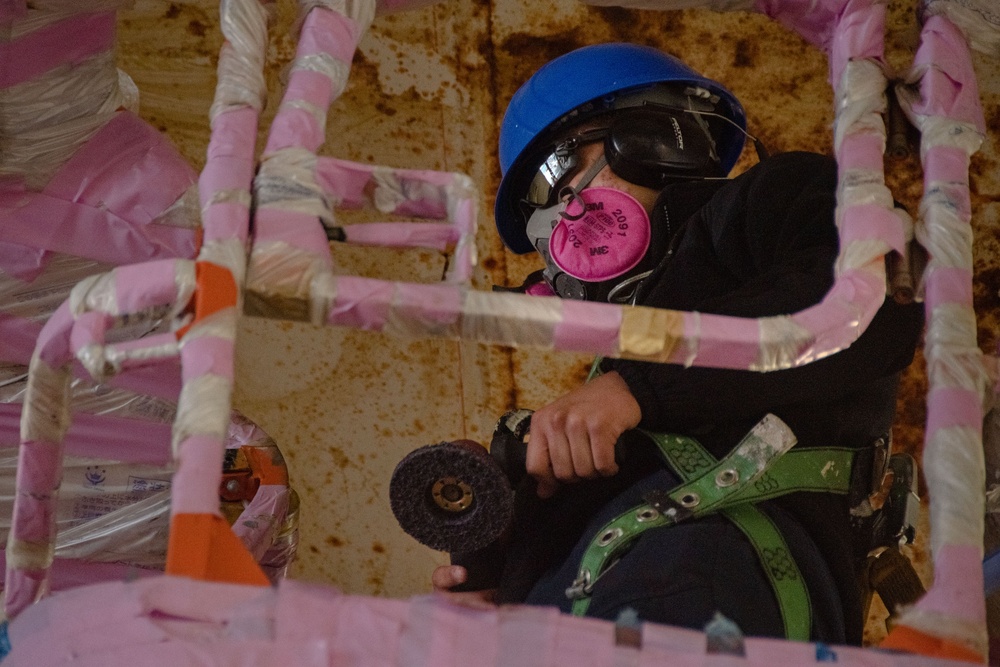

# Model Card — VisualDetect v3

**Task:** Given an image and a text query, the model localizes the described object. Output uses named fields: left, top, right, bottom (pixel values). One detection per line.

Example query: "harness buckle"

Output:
left=565, top=569, right=594, bottom=600
left=642, top=490, right=692, bottom=522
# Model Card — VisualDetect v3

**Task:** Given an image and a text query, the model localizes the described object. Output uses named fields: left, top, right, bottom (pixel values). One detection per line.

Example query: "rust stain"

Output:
left=328, top=446, right=352, bottom=470
left=975, top=267, right=1000, bottom=355
left=986, top=102, right=1000, bottom=136
left=731, top=38, right=757, bottom=69
left=503, top=348, right=519, bottom=410
left=884, top=156, right=924, bottom=209
left=497, top=33, right=586, bottom=93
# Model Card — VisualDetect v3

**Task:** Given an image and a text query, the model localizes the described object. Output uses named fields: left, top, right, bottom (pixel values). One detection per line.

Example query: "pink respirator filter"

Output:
left=549, top=187, right=651, bottom=282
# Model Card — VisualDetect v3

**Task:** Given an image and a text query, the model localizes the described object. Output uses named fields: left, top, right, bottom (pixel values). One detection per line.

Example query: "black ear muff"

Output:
left=605, top=108, right=722, bottom=189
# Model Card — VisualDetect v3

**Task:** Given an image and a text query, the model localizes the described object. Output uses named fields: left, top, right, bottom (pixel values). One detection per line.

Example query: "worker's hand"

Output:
left=431, top=565, right=498, bottom=610
left=527, top=371, right=642, bottom=498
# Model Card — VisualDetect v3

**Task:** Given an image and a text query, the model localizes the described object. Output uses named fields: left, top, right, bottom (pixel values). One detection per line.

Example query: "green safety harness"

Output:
left=565, top=364, right=858, bottom=641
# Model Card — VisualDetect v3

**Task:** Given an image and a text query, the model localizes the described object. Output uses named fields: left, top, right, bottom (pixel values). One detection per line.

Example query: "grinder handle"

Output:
left=450, top=541, right=506, bottom=593
left=489, top=409, right=627, bottom=487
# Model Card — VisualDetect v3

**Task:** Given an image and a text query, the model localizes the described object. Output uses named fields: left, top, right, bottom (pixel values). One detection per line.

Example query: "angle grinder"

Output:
left=389, top=410, right=533, bottom=551
left=389, top=409, right=535, bottom=590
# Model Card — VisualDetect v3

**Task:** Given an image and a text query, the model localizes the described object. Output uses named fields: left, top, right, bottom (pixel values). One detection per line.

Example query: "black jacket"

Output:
left=497, top=152, right=923, bottom=644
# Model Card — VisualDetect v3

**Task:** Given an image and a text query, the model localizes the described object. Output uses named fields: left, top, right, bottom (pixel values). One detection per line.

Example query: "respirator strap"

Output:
left=556, top=154, right=608, bottom=221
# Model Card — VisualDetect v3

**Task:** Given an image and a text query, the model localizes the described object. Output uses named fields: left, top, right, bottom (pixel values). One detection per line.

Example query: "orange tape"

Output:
left=881, top=625, right=985, bottom=664
left=244, top=445, right=290, bottom=486
left=166, top=513, right=270, bottom=586
left=176, top=261, right=238, bottom=339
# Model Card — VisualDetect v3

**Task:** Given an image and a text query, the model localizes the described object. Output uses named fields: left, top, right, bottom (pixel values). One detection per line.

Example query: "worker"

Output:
left=433, top=42, right=923, bottom=645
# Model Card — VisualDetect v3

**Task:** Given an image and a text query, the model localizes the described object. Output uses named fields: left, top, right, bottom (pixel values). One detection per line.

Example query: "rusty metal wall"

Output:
left=118, top=0, right=999, bottom=642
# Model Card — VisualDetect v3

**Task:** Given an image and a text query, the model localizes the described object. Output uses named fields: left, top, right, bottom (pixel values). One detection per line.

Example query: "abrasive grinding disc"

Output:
left=389, top=439, right=514, bottom=553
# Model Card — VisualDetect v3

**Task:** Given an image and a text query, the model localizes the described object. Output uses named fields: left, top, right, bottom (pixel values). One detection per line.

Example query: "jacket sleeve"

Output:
left=601, top=152, right=923, bottom=433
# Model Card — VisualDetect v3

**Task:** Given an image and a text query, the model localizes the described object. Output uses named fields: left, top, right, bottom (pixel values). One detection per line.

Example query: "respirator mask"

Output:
left=522, top=105, right=727, bottom=303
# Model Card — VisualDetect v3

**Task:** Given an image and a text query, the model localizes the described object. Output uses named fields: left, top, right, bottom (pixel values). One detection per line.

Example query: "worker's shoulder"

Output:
left=746, top=150, right=836, bottom=176
left=731, top=151, right=837, bottom=194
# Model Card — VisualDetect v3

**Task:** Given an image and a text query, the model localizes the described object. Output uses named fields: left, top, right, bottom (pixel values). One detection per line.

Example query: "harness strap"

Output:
left=566, top=423, right=855, bottom=642
left=720, top=504, right=811, bottom=641
left=640, top=419, right=797, bottom=520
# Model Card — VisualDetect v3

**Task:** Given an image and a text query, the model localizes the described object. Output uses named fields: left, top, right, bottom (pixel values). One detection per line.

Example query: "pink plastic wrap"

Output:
left=0, top=111, right=198, bottom=265
left=0, top=1, right=27, bottom=23
left=0, top=575, right=977, bottom=666
left=0, top=242, right=46, bottom=283
left=882, top=14, right=989, bottom=657
left=552, top=300, right=622, bottom=357
left=199, top=105, right=259, bottom=245
left=0, top=0, right=286, bottom=620
left=0, top=12, right=116, bottom=88
left=921, top=0, right=1000, bottom=57
left=0, top=314, right=41, bottom=366
left=342, top=222, right=458, bottom=250
left=4, top=260, right=189, bottom=614
left=0, top=390, right=296, bottom=594
left=0, top=404, right=172, bottom=463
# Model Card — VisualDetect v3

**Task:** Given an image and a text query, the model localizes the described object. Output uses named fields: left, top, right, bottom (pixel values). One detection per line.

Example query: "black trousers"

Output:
left=495, top=437, right=848, bottom=643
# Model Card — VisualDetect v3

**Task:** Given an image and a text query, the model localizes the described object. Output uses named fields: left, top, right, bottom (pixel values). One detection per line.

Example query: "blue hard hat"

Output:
left=495, top=43, right=748, bottom=254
